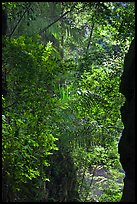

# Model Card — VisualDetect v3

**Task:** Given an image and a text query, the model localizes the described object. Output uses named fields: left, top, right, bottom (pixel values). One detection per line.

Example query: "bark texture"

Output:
left=118, top=39, right=135, bottom=202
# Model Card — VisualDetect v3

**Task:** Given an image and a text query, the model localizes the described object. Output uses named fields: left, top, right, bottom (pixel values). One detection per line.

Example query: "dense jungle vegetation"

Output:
left=2, top=2, right=135, bottom=202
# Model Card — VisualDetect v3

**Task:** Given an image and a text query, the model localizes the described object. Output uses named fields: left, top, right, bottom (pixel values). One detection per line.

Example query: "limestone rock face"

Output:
left=118, top=39, right=135, bottom=202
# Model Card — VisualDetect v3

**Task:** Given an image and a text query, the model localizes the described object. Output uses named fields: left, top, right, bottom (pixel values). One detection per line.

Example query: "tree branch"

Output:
left=2, top=101, right=17, bottom=110
left=86, top=22, right=95, bottom=54
left=9, top=3, right=32, bottom=38
left=39, top=4, right=76, bottom=35
left=86, top=3, right=99, bottom=54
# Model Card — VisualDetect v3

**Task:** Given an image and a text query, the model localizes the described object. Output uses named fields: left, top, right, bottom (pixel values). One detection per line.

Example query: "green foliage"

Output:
left=2, top=1, right=135, bottom=202
left=2, top=2, right=17, bottom=11
left=2, top=35, right=60, bottom=201
left=99, top=180, right=123, bottom=202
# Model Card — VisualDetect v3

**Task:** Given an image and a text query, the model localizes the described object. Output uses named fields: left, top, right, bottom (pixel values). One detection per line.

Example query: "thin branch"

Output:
left=86, top=3, right=99, bottom=54
left=86, top=22, right=95, bottom=54
left=9, top=3, right=32, bottom=38
left=85, top=165, right=98, bottom=201
left=60, top=2, right=65, bottom=58
left=2, top=101, right=17, bottom=110
left=39, top=4, right=76, bottom=35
